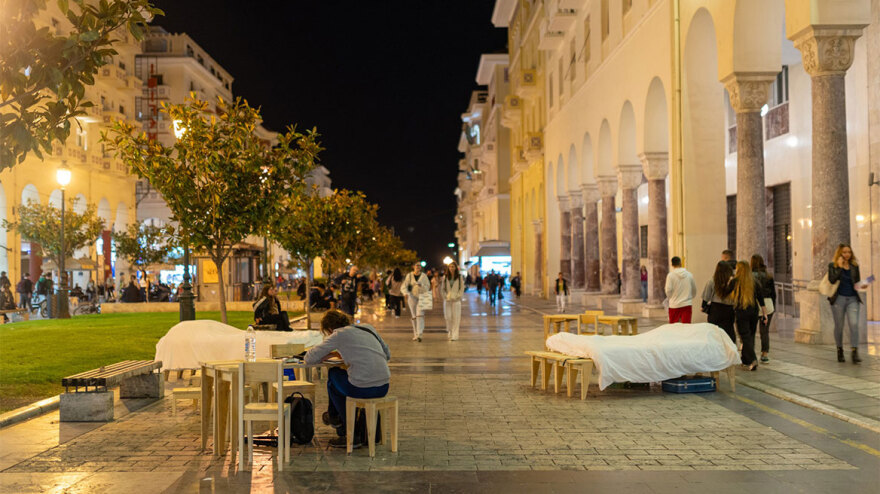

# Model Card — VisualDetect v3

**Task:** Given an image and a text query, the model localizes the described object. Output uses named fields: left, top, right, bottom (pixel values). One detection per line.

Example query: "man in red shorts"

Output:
left=665, top=256, right=696, bottom=323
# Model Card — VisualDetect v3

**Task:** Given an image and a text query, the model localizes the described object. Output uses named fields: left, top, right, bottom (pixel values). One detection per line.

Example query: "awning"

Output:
left=474, top=245, right=510, bottom=257
left=41, top=257, right=97, bottom=271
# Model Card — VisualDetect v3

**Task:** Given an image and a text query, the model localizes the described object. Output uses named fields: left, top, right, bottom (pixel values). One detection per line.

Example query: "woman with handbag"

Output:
left=750, top=255, right=776, bottom=363
left=403, top=263, right=431, bottom=342
left=825, top=244, right=863, bottom=363
left=728, top=261, right=768, bottom=371
left=701, top=261, right=736, bottom=344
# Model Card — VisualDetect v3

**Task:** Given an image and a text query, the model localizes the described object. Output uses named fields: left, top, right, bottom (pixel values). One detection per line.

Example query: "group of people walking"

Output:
left=666, top=245, right=867, bottom=370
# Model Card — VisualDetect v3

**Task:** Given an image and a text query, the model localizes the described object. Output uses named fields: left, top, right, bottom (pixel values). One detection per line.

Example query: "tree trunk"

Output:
left=214, top=253, right=228, bottom=324
left=305, top=258, right=312, bottom=331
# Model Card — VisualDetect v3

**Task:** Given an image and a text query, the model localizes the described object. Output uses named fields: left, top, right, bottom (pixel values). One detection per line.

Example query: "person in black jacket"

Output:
left=253, top=284, right=291, bottom=331
left=555, top=272, right=570, bottom=312
left=827, top=243, right=863, bottom=363
left=728, top=261, right=767, bottom=371
left=750, top=255, right=776, bottom=363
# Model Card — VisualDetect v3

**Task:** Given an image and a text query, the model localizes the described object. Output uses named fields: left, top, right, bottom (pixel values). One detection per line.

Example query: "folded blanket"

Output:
left=155, top=320, right=324, bottom=370
left=545, top=323, right=740, bottom=390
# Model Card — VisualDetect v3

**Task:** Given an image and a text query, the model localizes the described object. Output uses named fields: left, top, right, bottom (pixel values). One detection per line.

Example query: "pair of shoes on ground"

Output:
left=411, top=336, right=421, bottom=342
left=840, top=347, right=862, bottom=363
left=760, top=355, right=770, bottom=363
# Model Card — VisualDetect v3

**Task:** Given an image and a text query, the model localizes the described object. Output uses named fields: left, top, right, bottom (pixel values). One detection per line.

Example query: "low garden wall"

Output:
left=101, top=300, right=305, bottom=314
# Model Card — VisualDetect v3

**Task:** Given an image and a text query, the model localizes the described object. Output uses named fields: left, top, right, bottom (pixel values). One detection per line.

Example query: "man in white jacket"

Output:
left=665, top=256, right=697, bottom=323
left=403, top=263, right=431, bottom=342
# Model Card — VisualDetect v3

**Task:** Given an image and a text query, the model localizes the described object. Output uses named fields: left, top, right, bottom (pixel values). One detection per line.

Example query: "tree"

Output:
left=2, top=199, right=105, bottom=267
left=365, top=226, right=418, bottom=270
left=318, top=189, right=382, bottom=274
left=111, top=221, right=178, bottom=277
left=1, top=0, right=162, bottom=168
left=105, top=96, right=320, bottom=323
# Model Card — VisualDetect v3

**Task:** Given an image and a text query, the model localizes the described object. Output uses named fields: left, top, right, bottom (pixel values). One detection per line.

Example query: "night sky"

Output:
left=149, top=1, right=508, bottom=266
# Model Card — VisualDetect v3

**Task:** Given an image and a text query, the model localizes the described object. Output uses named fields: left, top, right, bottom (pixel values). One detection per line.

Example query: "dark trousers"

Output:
left=326, top=367, right=389, bottom=435
left=18, top=293, right=31, bottom=310
left=261, top=312, right=291, bottom=331
left=759, top=312, right=774, bottom=354
left=707, top=303, right=736, bottom=344
left=488, top=287, right=497, bottom=305
left=339, top=295, right=357, bottom=316
left=387, top=295, right=403, bottom=316
left=735, top=308, right=759, bottom=366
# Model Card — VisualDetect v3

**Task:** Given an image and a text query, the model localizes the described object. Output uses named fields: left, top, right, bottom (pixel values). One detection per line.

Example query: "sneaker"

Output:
left=322, top=411, right=342, bottom=428
left=329, top=436, right=361, bottom=449
left=417, top=337, right=422, bottom=342
left=760, top=356, right=770, bottom=363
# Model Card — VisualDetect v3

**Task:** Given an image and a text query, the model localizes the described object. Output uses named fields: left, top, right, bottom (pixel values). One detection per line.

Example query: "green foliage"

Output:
left=0, top=0, right=163, bottom=168
left=111, top=221, right=178, bottom=271
left=2, top=199, right=104, bottom=264
left=105, top=96, right=321, bottom=322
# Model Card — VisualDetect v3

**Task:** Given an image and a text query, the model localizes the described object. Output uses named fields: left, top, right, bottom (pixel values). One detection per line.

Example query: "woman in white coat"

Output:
left=441, top=262, right=465, bottom=341
left=402, top=263, right=431, bottom=342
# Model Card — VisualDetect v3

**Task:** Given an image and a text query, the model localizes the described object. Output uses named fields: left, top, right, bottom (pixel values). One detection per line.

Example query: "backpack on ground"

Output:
left=284, top=392, right=314, bottom=445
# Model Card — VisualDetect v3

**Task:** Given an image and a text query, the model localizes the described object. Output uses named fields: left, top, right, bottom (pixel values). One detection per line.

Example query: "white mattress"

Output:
left=154, top=320, right=324, bottom=370
left=545, top=323, right=740, bottom=390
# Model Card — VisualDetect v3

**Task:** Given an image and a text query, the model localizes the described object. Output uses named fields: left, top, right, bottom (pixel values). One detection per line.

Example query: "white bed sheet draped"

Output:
left=545, top=323, right=740, bottom=390
left=155, top=320, right=323, bottom=370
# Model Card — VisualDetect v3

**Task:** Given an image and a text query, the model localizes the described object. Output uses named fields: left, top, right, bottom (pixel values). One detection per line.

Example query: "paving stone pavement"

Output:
left=1, top=291, right=879, bottom=493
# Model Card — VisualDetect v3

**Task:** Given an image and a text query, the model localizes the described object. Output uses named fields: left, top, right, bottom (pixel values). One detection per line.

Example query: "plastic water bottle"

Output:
left=245, top=325, right=256, bottom=362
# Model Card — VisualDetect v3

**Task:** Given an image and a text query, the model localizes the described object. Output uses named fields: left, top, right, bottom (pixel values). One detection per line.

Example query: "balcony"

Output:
left=102, top=109, right=126, bottom=126
left=547, top=5, right=577, bottom=32
left=65, top=146, right=87, bottom=164
left=78, top=104, right=103, bottom=123
left=458, top=159, right=468, bottom=171
left=97, top=65, right=137, bottom=92
left=526, top=132, right=544, bottom=161
left=515, top=69, right=540, bottom=99
left=501, top=95, right=522, bottom=129
left=539, top=21, right=565, bottom=51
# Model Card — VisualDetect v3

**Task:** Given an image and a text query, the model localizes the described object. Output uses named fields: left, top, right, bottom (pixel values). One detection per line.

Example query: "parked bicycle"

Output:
left=30, top=293, right=48, bottom=318
left=72, top=300, right=101, bottom=316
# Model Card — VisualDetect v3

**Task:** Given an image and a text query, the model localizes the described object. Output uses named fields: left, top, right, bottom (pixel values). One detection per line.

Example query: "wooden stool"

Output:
left=271, top=380, right=316, bottom=405
left=578, top=310, right=604, bottom=334
left=345, top=396, right=399, bottom=457
left=171, top=387, right=201, bottom=415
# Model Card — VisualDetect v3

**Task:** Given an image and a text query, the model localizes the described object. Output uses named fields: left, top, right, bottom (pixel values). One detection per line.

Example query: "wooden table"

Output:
left=543, top=314, right=581, bottom=346
left=200, top=358, right=341, bottom=456
left=596, top=315, right=638, bottom=335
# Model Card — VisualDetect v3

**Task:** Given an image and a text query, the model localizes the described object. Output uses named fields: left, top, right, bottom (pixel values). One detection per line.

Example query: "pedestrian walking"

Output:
left=730, top=261, right=767, bottom=370
left=431, top=269, right=442, bottom=303
left=441, top=262, right=464, bottom=341
left=826, top=243, right=867, bottom=363
left=15, top=273, right=33, bottom=311
left=665, top=256, right=697, bottom=323
left=385, top=268, right=404, bottom=318
left=403, top=263, right=430, bottom=342
left=511, top=272, right=522, bottom=298
left=486, top=270, right=499, bottom=306
left=475, top=273, right=483, bottom=296
left=751, top=255, right=776, bottom=363
left=640, top=265, right=648, bottom=302
left=337, top=266, right=359, bottom=316
left=554, top=272, right=569, bottom=312
left=701, top=261, right=736, bottom=344
left=138, top=272, right=149, bottom=302
left=105, top=277, right=115, bottom=301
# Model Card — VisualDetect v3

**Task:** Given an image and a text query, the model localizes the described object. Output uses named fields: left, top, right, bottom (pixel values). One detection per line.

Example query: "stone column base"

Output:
left=580, top=292, right=604, bottom=308
left=642, top=304, right=667, bottom=319
left=795, top=287, right=868, bottom=345
left=120, top=373, right=164, bottom=399
left=60, top=391, right=114, bottom=422
left=617, top=299, right=645, bottom=316
left=601, top=296, right=621, bottom=313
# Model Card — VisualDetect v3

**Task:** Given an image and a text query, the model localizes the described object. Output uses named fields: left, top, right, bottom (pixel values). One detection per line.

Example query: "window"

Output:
left=770, top=183, right=792, bottom=283
left=726, top=195, right=736, bottom=253
left=768, top=66, right=789, bottom=107
left=503, top=67, right=509, bottom=82
left=765, top=66, right=790, bottom=139
left=197, top=55, right=204, bottom=66
left=601, top=0, right=610, bottom=40
left=582, top=16, right=591, bottom=65
left=186, top=45, right=194, bottom=57
left=118, top=61, right=126, bottom=70
left=569, top=39, right=576, bottom=82
left=76, top=126, right=87, bottom=150
left=118, top=105, right=125, bottom=115
left=639, top=225, right=648, bottom=258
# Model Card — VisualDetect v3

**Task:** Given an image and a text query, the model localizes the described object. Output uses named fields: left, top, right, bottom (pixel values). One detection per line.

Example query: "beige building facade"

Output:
left=490, top=0, right=879, bottom=342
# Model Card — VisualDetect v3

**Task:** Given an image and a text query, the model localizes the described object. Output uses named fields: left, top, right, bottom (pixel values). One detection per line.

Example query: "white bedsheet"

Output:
left=154, top=320, right=324, bottom=370
left=545, top=323, right=740, bottom=390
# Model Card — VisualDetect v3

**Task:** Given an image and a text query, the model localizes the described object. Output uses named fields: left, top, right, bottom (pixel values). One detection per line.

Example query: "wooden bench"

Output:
left=60, top=360, right=163, bottom=421
left=525, top=351, right=594, bottom=400
left=596, top=315, right=638, bottom=335
left=0, top=308, right=29, bottom=322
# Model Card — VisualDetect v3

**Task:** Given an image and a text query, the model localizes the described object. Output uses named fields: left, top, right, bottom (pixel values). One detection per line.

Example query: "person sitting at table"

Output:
left=304, top=309, right=391, bottom=449
left=253, top=284, right=291, bottom=331
left=310, top=283, right=334, bottom=311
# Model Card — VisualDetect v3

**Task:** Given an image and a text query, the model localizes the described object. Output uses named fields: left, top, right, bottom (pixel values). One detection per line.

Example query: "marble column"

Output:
left=582, top=184, right=601, bottom=292
left=793, top=27, right=863, bottom=279
left=618, top=165, right=643, bottom=303
left=723, top=72, right=775, bottom=263
left=569, top=191, right=585, bottom=289
left=791, top=26, right=866, bottom=345
left=597, top=176, right=619, bottom=294
left=640, top=152, right=669, bottom=311
left=558, top=195, right=572, bottom=283
left=533, top=220, right=544, bottom=296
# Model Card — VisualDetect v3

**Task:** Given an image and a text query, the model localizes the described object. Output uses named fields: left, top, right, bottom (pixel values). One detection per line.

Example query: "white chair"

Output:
left=237, top=361, right=290, bottom=471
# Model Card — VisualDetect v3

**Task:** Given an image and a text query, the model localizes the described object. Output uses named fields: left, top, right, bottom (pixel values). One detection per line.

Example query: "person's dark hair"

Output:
left=713, top=261, right=734, bottom=298
left=722, top=250, right=734, bottom=258
left=671, top=256, right=682, bottom=267
left=392, top=267, right=402, bottom=282
left=320, top=309, right=352, bottom=336
left=259, top=284, right=273, bottom=299
left=750, top=254, right=767, bottom=273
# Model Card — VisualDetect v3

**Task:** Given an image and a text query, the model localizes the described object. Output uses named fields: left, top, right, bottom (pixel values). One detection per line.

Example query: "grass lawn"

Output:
left=0, top=311, right=301, bottom=413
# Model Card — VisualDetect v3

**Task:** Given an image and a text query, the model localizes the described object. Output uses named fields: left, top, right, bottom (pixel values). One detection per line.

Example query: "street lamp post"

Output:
left=56, top=163, right=72, bottom=319
left=178, top=234, right=195, bottom=321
